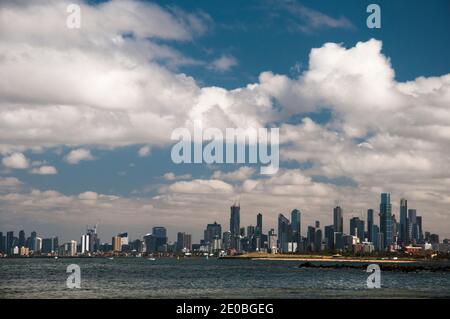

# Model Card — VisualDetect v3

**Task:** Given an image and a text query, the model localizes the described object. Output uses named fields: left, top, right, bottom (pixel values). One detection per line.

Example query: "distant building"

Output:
left=278, top=214, right=290, bottom=253
left=379, top=193, right=392, bottom=249
left=333, top=206, right=343, bottom=234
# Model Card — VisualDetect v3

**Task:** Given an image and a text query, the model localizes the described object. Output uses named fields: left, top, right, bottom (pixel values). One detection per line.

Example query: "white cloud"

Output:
left=138, top=145, right=151, bottom=157
left=211, top=166, right=255, bottom=182
left=2, top=152, right=29, bottom=169
left=163, top=172, right=192, bottom=181
left=208, top=54, right=238, bottom=72
left=65, top=149, right=95, bottom=164
left=30, top=165, right=58, bottom=175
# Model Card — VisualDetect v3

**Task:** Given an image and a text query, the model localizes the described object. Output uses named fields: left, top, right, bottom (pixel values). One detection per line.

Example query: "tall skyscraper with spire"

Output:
left=380, top=193, right=392, bottom=249
left=333, top=206, right=343, bottom=233
left=230, top=203, right=240, bottom=237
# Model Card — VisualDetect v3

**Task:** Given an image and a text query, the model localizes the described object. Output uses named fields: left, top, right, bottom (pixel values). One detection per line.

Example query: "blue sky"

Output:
left=1, top=0, right=450, bottom=242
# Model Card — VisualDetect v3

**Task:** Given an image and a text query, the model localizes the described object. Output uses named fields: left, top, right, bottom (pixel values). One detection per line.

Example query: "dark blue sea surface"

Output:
left=1, top=258, right=449, bottom=298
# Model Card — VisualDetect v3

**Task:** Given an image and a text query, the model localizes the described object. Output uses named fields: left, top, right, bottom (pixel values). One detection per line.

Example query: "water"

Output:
left=1, top=258, right=449, bottom=298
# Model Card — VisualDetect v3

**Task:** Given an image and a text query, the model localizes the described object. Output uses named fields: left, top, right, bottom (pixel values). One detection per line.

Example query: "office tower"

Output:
left=268, top=229, right=277, bottom=253
left=256, top=213, right=263, bottom=236
left=6, top=231, right=14, bottom=254
left=18, top=230, right=26, bottom=247
left=247, top=226, right=255, bottom=239
left=324, top=225, right=335, bottom=251
left=204, top=222, right=222, bottom=244
left=176, top=232, right=192, bottom=252
left=416, top=216, right=423, bottom=243
left=112, top=236, right=121, bottom=252
left=408, top=209, right=418, bottom=243
left=69, top=240, right=77, bottom=256
left=81, top=234, right=90, bottom=253
left=0, top=232, right=5, bottom=253
left=350, top=217, right=365, bottom=242
left=291, top=209, right=301, bottom=237
left=152, top=227, right=167, bottom=250
left=392, top=214, right=398, bottom=244
left=367, top=209, right=374, bottom=242
left=372, top=225, right=380, bottom=251
left=222, top=231, right=231, bottom=250
left=399, top=198, right=408, bottom=245
left=307, top=226, right=316, bottom=251
left=334, top=232, right=344, bottom=251
left=230, top=203, right=240, bottom=237
left=86, top=224, right=99, bottom=252
left=333, top=206, right=343, bottom=233
left=42, top=237, right=58, bottom=254
left=379, top=193, right=392, bottom=249
left=35, top=237, right=42, bottom=252
left=29, top=231, right=37, bottom=251
left=314, top=229, right=322, bottom=252
left=278, top=214, right=290, bottom=253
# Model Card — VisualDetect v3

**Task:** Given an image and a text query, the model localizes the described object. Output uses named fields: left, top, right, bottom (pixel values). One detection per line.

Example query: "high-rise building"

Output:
left=379, top=193, right=392, bottom=249
left=307, top=226, right=316, bottom=251
left=222, top=231, right=231, bottom=250
left=314, top=229, right=322, bottom=252
left=399, top=198, right=408, bottom=245
left=278, top=214, right=290, bottom=253
left=230, top=203, right=240, bottom=237
left=408, top=209, right=418, bottom=243
left=42, top=237, right=58, bottom=254
left=372, top=224, right=380, bottom=251
left=29, top=231, right=37, bottom=251
left=268, top=229, right=277, bottom=253
left=291, top=209, right=301, bottom=237
left=204, top=222, right=222, bottom=244
left=324, top=225, right=335, bottom=251
left=81, top=234, right=90, bottom=253
left=333, top=206, right=343, bottom=233
left=350, top=217, right=365, bottom=242
left=18, top=230, right=26, bottom=248
left=367, top=209, right=374, bottom=242
left=6, top=231, right=14, bottom=254
left=256, top=213, right=263, bottom=236
left=112, top=236, right=122, bottom=252
left=0, top=232, right=5, bottom=254
left=416, top=216, right=423, bottom=243
left=152, top=227, right=167, bottom=250
left=176, top=232, right=192, bottom=252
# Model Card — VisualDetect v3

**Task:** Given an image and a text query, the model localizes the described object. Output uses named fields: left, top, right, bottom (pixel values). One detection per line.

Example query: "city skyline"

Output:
left=1, top=192, right=446, bottom=255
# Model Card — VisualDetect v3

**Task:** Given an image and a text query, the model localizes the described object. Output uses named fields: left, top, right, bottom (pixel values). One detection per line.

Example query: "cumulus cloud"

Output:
left=2, top=152, right=29, bottom=169
left=211, top=166, right=255, bottom=182
left=65, top=149, right=95, bottom=164
left=208, top=54, right=238, bottom=72
left=163, top=172, right=192, bottom=181
left=30, top=165, right=58, bottom=175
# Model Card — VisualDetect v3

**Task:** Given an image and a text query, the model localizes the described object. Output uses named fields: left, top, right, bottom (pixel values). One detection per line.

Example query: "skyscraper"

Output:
left=6, top=231, right=14, bottom=254
left=350, top=217, right=365, bottom=242
left=380, top=193, right=392, bottom=249
left=278, top=214, right=290, bottom=253
left=307, top=226, right=316, bottom=251
left=230, top=203, right=240, bottom=237
left=176, top=232, right=192, bottom=252
left=367, top=209, right=374, bottom=242
left=18, top=230, right=26, bottom=248
left=324, top=225, right=335, bottom=251
left=333, top=206, right=343, bottom=233
left=408, top=209, right=418, bottom=244
left=152, top=227, right=167, bottom=250
left=0, top=232, right=5, bottom=254
left=256, top=213, right=263, bottom=236
left=416, top=216, right=423, bottom=243
left=400, top=198, right=408, bottom=245
left=291, top=209, right=301, bottom=237
left=204, top=222, right=222, bottom=244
